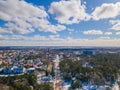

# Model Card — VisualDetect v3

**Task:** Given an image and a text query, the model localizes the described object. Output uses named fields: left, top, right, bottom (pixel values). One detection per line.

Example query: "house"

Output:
left=13, top=68, right=23, bottom=74
left=38, top=75, right=52, bottom=83
left=83, top=62, right=93, bottom=68
left=27, top=67, right=35, bottom=74
left=3, top=68, right=12, bottom=74
left=25, top=60, right=34, bottom=66
left=12, top=61, right=19, bottom=66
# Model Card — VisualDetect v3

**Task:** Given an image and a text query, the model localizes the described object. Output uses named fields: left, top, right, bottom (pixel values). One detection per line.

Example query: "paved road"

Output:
left=54, top=55, right=61, bottom=90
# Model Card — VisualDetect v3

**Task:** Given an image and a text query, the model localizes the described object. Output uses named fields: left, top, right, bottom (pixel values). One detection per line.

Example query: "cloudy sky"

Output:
left=0, top=0, right=120, bottom=46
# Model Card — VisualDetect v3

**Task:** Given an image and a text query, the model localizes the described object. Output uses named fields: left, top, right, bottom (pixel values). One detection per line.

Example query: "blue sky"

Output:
left=0, top=0, right=120, bottom=46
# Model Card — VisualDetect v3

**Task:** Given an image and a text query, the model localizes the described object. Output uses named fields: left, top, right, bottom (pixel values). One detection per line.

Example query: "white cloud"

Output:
left=99, top=36, right=110, bottom=39
left=109, top=20, right=120, bottom=25
left=116, top=32, right=120, bottom=35
left=109, top=20, right=120, bottom=31
left=49, top=0, right=90, bottom=24
left=104, top=32, right=112, bottom=35
left=0, top=0, right=66, bottom=34
left=92, top=2, right=120, bottom=20
left=0, top=27, right=11, bottom=33
left=68, top=28, right=74, bottom=32
left=68, top=28, right=74, bottom=34
left=83, top=30, right=103, bottom=35
left=0, top=0, right=120, bottom=47
left=111, top=23, right=120, bottom=30
left=0, top=34, right=63, bottom=41
left=0, top=35, right=120, bottom=47
left=0, top=0, right=47, bottom=21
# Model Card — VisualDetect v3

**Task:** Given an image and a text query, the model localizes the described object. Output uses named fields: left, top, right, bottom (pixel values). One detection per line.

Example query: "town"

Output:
left=0, top=0, right=120, bottom=89
left=0, top=47, right=120, bottom=90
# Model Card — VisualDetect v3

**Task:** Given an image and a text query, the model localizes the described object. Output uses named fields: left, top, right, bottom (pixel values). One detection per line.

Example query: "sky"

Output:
left=0, top=0, right=120, bottom=46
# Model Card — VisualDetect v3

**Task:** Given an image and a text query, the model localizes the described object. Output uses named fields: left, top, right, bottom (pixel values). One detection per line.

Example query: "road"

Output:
left=54, top=55, right=62, bottom=90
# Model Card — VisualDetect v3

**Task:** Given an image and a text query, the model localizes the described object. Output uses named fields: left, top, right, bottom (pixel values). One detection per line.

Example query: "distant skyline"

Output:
left=0, top=0, right=120, bottom=46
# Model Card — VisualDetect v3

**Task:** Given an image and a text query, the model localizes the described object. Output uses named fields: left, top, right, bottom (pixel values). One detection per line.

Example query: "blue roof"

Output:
left=13, top=68, right=23, bottom=74
left=3, top=68, right=12, bottom=74
left=2, top=67, right=23, bottom=74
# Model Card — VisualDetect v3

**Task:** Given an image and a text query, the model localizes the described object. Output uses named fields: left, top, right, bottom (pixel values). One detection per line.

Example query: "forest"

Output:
left=0, top=74, right=53, bottom=90
left=60, top=53, right=120, bottom=89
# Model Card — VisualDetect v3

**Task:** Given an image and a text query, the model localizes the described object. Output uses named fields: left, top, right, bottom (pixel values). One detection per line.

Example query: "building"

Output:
left=3, top=68, right=12, bottom=74
left=13, top=68, right=23, bottom=74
